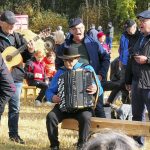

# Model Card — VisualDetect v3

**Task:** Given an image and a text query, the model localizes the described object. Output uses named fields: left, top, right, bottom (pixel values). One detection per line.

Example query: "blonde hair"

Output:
left=34, top=50, right=45, bottom=58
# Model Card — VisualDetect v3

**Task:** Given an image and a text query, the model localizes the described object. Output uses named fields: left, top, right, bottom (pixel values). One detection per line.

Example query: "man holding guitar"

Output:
left=0, top=10, right=35, bottom=144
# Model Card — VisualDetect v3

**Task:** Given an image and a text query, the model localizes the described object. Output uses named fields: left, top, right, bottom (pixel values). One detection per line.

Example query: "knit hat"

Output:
left=97, top=32, right=105, bottom=39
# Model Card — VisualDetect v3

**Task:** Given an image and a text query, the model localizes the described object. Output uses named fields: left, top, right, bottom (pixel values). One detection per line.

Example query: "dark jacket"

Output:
left=119, top=29, right=141, bottom=65
left=0, top=28, right=34, bottom=82
left=0, top=52, right=15, bottom=112
left=125, top=34, right=150, bottom=89
left=56, top=34, right=110, bottom=80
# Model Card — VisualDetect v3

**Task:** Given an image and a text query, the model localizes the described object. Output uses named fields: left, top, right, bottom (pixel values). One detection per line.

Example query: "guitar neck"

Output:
left=13, top=35, right=41, bottom=55
left=9, top=27, right=50, bottom=58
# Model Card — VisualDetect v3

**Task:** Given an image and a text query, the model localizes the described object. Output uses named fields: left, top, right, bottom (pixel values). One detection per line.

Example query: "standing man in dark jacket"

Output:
left=104, top=19, right=141, bottom=105
left=56, top=18, right=110, bottom=118
left=125, top=10, right=150, bottom=146
left=0, top=10, right=35, bottom=144
left=0, top=53, right=15, bottom=121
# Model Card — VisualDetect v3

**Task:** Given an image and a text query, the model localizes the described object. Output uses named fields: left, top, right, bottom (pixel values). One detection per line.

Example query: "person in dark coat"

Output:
left=0, top=53, right=15, bottom=121
left=125, top=10, right=150, bottom=146
left=103, top=19, right=140, bottom=105
left=0, top=10, right=35, bottom=144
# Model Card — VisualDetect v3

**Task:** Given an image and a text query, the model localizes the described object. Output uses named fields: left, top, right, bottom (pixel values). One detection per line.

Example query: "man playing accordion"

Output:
left=45, top=47, right=103, bottom=150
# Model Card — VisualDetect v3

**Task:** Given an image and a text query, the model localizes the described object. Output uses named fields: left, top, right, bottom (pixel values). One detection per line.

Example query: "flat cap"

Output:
left=137, top=10, right=150, bottom=19
left=69, top=18, right=83, bottom=28
left=0, top=11, right=17, bottom=24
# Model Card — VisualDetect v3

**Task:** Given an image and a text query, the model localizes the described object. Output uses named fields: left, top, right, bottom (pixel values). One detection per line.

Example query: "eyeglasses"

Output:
left=71, top=26, right=84, bottom=31
left=139, top=18, right=150, bottom=24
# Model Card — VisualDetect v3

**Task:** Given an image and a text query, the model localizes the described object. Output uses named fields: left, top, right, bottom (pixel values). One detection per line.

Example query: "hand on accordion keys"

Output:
left=52, top=95, right=61, bottom=103
left=86, top=84, right=97, bottom=94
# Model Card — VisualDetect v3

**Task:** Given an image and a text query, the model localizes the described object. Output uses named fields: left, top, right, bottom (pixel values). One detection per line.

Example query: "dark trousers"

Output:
left=46, top=104, right=92, bottom=147
left=95, top=95, right=106, bottom=118
left=102, top=81, right=129, bottom=103
left=131, top=81, right=150, bottom=145
left=29, top=80, right=48, bottom=102
left=102, top=65, right=129, bottom=104
left=102, top=81, right=122, bottom=103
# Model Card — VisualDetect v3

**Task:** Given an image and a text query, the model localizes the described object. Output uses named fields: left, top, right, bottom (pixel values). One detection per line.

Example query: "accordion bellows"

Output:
left=58, top=69, right=95, bottom=112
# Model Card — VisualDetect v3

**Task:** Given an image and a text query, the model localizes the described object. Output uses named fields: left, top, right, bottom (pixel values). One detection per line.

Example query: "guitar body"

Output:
left=2, top=46, right=23, bottom=70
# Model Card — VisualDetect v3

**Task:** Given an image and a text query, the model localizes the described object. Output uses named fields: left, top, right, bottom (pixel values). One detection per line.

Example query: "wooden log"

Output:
left=61, top=117, right=150, bottom=137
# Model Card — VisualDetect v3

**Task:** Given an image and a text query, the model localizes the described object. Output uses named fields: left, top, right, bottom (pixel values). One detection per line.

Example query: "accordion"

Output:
left=58, top=69, right=96, bottom=112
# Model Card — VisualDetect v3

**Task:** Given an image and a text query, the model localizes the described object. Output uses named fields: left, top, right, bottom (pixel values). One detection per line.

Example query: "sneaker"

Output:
left=35, top=100, right=42, bottom=107
left=50, top=146, right=59, bottom=150
left=9, top=135, right=25, bottom=144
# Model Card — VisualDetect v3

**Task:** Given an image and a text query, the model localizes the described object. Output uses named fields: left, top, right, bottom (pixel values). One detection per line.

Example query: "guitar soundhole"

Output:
left=6, top=55, right=13, bottom=62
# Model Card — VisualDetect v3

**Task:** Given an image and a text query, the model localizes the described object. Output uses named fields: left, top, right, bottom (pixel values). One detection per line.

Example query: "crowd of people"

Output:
left=0, top=8, right=150, bottom=150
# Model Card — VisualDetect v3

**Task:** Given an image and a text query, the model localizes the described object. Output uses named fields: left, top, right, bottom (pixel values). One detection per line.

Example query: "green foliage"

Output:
left=135, top=0, right=150, bottom=13
left=0, top=0, right=149, bottom=35
left=29, top=10, right=68, bottom=33
left=115, top=0, right=136, bottom=24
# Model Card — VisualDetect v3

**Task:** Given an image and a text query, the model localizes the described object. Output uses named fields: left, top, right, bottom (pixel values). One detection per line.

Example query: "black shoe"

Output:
left=9, top=135, right=25, bottom=144
left=50, top=146, right=59, bottom=150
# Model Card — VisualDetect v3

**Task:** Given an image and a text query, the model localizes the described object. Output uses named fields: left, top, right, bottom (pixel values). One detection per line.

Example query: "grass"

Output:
left=0, top=101, right=78, bottom=150
left=0, top=43, right=149, bottom=150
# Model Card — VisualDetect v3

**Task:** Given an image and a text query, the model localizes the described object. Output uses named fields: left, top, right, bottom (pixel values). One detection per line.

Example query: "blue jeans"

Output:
left=106, top=37, right=113, bottom=50
left=8, top=82, right=23, bottom=137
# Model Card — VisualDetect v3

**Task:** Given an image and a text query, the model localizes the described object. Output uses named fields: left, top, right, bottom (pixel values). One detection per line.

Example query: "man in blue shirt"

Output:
left=46, top=47, right=103, bottom=150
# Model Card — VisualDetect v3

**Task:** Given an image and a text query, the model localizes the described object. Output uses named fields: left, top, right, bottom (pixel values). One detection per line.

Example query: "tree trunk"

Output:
left=85, top=0, right=89, bottom=30
left=52, top=0, right=55, bottom=10
left=106, top=0, right=110, bottom=19
left=93, top=0, right=96, bottom=7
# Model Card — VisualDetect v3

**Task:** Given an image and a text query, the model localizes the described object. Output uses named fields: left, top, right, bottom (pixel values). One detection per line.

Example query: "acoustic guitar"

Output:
left=2, top=28, right=51, bottom=70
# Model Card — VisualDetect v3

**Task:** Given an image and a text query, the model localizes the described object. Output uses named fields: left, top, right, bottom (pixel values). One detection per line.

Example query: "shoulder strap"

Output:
left=14, top=32, right=21, bottom=48
left=0, top=33, right=11, bottom=44
left=80, top=63, right=89, bottom=69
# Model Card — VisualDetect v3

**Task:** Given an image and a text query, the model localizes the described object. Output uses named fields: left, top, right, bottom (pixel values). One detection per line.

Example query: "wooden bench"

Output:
left=61, top=117, right=150, bottom=137
left=22, top=85, right=37, bottom=102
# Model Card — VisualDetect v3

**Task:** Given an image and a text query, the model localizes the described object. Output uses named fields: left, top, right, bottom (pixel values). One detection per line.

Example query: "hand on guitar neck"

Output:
left=27, top=40, right=35, bottom=53
left=2, top=28, right=51, bottom=70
